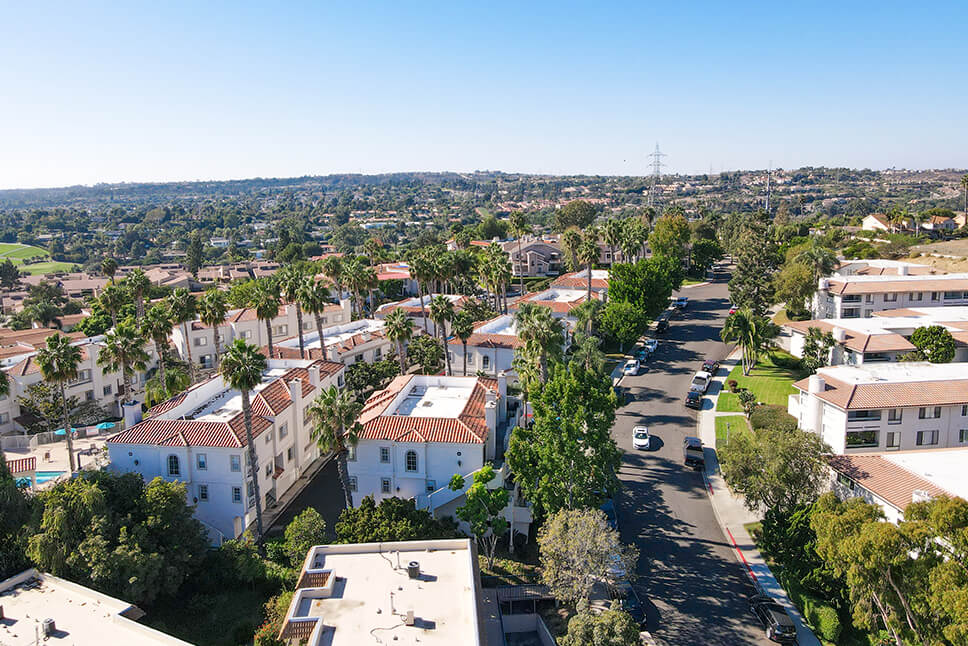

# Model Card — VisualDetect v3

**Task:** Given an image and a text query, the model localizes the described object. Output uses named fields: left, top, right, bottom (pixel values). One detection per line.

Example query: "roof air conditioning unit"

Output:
left=43, top=618, right=56, bottom=637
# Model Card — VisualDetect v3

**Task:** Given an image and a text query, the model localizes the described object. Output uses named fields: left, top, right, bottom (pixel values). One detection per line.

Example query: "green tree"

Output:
left=299, top=278, right=332, bottom=361
left=219, top=339, right=268, bottom=544
left=773, top=261, right=815, bottom=319
left=344, top=358, right=399, bottom=402
left=448, top=464, right=509, bottom=569
left=0, top=459, right=32, bottom=578
left=0, top=259, right=22, bottom=290
left=569, top=332, right=607, bottom=375
left=407, top=334, right=444, bottom=375
left=649, top=213, right=691, bottom=261
left=277, top=266, right=308, bottom=358
left=100, top=257, right=118, bottom=282
left=555, top=200, right=597, bottom=232
left=334, top=496, right=458, bottom=544
left=99, top=282, right=128, bottom=328
left=451, top=310, right=475, bottom=376
left=282, top=508, right=327, bottom=568
left=690, top=237, right=723, bottom=275
left=618, top=217, right=648, bottom=262
left=97, top=317, right=150, bottom=404
left=601, top=217, right=624, bottom=264
left=308, top=385, right=361, bottom=509
left=508, top=210, right=530, bottom=296
left=559, top=606, right=641, bottom=646
left=513, top=303, right=565, bottom=383
left=802, top=326, right=836, bottom=372
left=17, top=382, right=74, bottom=435
left=35, top=333, right=82, bottom=472
left=560, top=227, right=583, bottom=271
left=26, top=301, right=62, bottom=329
left=383, top=308, right=413, bottom=375
left=599, top=300, right=647, bottom=352
left=720, top=308, right=778, bottom=376
left=167, top=288, right=198, bottom=384
left=796, top=244, right=838, bottom=283
left=907, top=325, right=956, bottom=363
left=429, top=294, right=455, bottom=376
left=538, top=508, right=638, bottom=605
left=728, top=220, right=779, bottom=316
left=198, top=288, right=229, bottom=370
left=251, top=278, right=281, bottom=357
left=578, top=229, right=601, bottom=302
left=126, top=268, right=151, bottom=319
left=141, top=304, right=175, bottom=397
left=608, top=256, right=682, bottom=319
left=186, top=232, right=204, bottom=278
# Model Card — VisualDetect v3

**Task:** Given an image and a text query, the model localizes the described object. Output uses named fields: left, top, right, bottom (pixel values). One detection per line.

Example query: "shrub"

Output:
left=728, top=379, right=738, bottom=393
left=778, top=569, right=842, bottom=643
left=749, top=405, right=798, bottom=432
left=771, top=353, right=804, bottom=371
left=738, top=389, right=757, bottom=416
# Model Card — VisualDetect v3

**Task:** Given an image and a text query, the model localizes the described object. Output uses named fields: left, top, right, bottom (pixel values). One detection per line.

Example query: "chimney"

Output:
left=484, top=397, right=497, bottom=461
left=897, top=264, right=909, bottom=276
left=831, top=327, right=846, bottom=342
left=289, top=378, right=302, bottom=403
left=497, top=371, right=508, bottom=399
left=309, top=365, right=320, bottom=387
left=818, top=278, right=830, bottom=290
left=808, top=374, right=825, bottom=394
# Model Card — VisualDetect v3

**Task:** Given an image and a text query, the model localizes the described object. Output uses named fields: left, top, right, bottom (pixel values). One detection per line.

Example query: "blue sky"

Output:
left=1, top=1, right=966, bottom=189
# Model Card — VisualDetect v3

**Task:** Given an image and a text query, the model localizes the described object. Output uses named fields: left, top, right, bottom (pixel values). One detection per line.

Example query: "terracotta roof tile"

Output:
left=109, top=414, right=273, bottom=448
left=826, top=277, right=968, bottom=295
left=828, top=454, right=953, bottom=511
left=794, top=374, right=968, bottom=410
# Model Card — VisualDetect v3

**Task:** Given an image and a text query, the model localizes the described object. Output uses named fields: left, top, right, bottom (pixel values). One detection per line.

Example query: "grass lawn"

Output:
left=772, top=308, right=792, bottom=325
left=716, top=351, right=808, bottom=412
left=681, top=276, right=707, bottom=286
left=19, top=260, right=77, bottom=275
left=0, top=243, right=74, bottom=275
left=715, top=415, right=749, bottom=445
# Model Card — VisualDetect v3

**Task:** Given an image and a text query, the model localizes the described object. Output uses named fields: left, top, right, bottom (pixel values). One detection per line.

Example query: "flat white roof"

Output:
left=289, top=540, right=482, bottom=646
left=475, top=315, right=518, bottom=336
left=281, top=319, right=386, bottom=350
left=528, top=288, right=586, bottom=303
left=797, top=315, right=968, bottom=336
left=884, top=449, right=968, bottom=500
left=818, top=361, right=968, bottom=385
left=881, top=306, right=968, bottom=320
left=389, top=381, right=476, bottom=418
left=0, top=570, right=192, bottom=646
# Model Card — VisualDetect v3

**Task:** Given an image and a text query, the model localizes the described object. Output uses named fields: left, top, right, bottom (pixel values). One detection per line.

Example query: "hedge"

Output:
left=777, top=570, right=842, bottom=643
left=749, top=405, right=799, bottom=433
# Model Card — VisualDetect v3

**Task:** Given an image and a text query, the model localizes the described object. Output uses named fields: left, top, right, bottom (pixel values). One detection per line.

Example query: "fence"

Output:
left=0, top=434, right=36, bottom=451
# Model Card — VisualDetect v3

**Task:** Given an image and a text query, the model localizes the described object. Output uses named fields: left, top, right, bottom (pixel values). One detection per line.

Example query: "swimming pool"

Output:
left=16, top=471, right=66, bottom=488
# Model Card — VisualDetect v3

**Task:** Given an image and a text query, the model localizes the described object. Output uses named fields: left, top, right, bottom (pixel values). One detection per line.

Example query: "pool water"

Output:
left=15, top=471, right=66, bottom=488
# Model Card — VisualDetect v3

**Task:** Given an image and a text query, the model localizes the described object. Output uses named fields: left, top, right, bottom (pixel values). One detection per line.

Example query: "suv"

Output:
left=749, top=595, right=797, bottom=643
left=701, top=359, right=720, bottom=375
left=655, top=318, right=669, bottom=334
left=683, top=436, right=705, bottom=469
left=684, top=390, right=703, bottom=410
left=673, top=296, right=689, bottom=310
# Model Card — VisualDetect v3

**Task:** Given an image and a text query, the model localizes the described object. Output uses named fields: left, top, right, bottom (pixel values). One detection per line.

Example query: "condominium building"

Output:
left=789, top=363, right=968, bottom=454
left=106, top=357, right=345, bottom=542
left=508, top=287, right=601, bottom=326
left=447, top=313, right=570, bottom=378
left=812, top=271, right=968, bottom=319
left=501, top=236, right=564, bottom=277
left=375, top=294, right=471, bottom=337
left=265, top=318, right=394, bottom=365
left=550, top=269, right=609, bottom=298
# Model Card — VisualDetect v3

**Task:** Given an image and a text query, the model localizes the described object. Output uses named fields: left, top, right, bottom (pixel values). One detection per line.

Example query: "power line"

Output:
left=647, top=142, right=666, bottom=208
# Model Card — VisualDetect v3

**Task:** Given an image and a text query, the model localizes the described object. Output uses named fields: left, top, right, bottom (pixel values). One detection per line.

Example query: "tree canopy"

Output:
left=334, top=496, right=458, bottom=544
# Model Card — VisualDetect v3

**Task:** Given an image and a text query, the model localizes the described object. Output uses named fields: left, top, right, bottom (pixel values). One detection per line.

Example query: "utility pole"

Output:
left=647, top=143, right=666, bottom=208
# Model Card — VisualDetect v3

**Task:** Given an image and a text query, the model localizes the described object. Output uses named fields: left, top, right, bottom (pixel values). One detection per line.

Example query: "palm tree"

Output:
left=167, top=288, right=198, bottom=384
left=570, top=332, right=606, bottom=374
left=278, top=266, right=308, bottom=358
left=98, top=317, right=150, bottom=404
left=451, top=310, right=475, bottom=376
left=198, top=289, right=229, bottom=370
left=219, top=339, right=268, bottom=544
left=299, top=278, right=332, bottom=361
left=561, top=228, right=582, bottom=271
left=509, top=210, right=530, bottom=296
left=27, top=302, right=62, bottom=329
left=101, top=257, right=118, bottom=282
left=383, top=308, right=413, bottom=375
left=620, top=217, right=648, bottom=263
left=578, top=229, right=600, bottom=303
left=795, top=245, right=838, bottom=283
left=513, top=303, right=564, bottom=383
left=721, top=308, right=777, bottom=376
left=308, top=385, right=362, bottom=509
left=99, top=283, right=128, bottom=328
left=573, top=299, right=603, bottom=336
left=251, top=279, right=281, bottom=357
left=601, top=217, right=623, bottom=264
left=126, top=268, right=151, bottom=319
left=321, top=255, right=345, bottom=302
left=145, top=364, right=190, bottom=407
left=429, top=295, right=455, bottom=375
left=141, top=304, right=174, bottom=396
left=36, top=334, right=82, bottom=473
left=341, top=256, right=367, bottom=319
left=409, top=251, right=433, bottom=333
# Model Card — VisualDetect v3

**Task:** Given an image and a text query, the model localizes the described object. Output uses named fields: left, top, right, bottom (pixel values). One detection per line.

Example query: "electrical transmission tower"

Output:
left=647, top=143, right=666, bottom=208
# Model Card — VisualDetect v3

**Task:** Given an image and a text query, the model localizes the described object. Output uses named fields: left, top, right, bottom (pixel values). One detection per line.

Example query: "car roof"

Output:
left=694, top=371, right=711, bottom=378
left=684, top=436, right=702, bottom=446
left=764, top=605, right=795, bottom=626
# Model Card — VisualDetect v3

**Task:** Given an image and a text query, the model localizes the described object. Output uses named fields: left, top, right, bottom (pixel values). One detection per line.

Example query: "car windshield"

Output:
left=634, top=431, right=648, bottom=439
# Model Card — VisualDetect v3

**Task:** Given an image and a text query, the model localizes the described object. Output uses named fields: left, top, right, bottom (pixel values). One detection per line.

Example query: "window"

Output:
left=346, top=445, right=357, bottom=461
left=916, top=430, right=939, bottom=446
left=279, top=423, right=288, bottom=439
left=85, top=390, right=95, bottom=402
left=842, top=295, right=862, bottom=304
left=75, top=369, right=92, bottom=383
left=836, top=473, right=855, bottom=490
left=946, top=291, right=963, bottom=300
left=265, top=432, right=272, bottom=445
left=194, top=337, right=208, bottom=346
left=348, top=476, right=358, bottom=492
left=197, top=453, right=207, bottom=470
left=962, top=405, right=968, bottom=417
left=884, top=292, right=897, bottom=302
left=960, top=429, right=968, bottom=443
left=847, top=410, right=881, bottom=421
left=842, top=308, right=860, bottom=318
left=198, top=484, right=209, bottom=501
left=230, top=455, right=241, bottom=472
left=467, top=353, right=475, bottom=365
left=380, top=447, right=391, bottom=463
left=482, top=355, right=491, bottom=370
left=287, top=447, right=294, bottom=462
left=167, top=455, right=180, bottom=476
left=375, top=347, right=382, bottom=359
left=243, top=330, right=253, bottom=339
left=405, top=450, right=418, bottom=472
left=864, top=294, right=874, bottom=303
left=426, top=480, right=436, bottom=493
left=845, top=430, right=879, bottom=448
left=910, top=292, right=923, bottom=301
left=0, top=413, right=8, bottom=425
left=888, top=409, right=902, bottom=424
left=931, top=292, right=940, bottom=301
left=265, top=461, right=272, bottom=477
left=918, top=407, right=942, bottom=419
left=103, top=385, right=112, bottom=396
left=232, top=486, right=242, bottom=503
left=381, top=478, right=391, bottom=494
left=886, top=431, right=901, bottom=448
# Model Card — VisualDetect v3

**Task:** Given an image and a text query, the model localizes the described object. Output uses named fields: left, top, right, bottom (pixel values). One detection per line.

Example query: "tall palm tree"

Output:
left=141, top=304, right=175, bottom=397
left=321, top=255, right=345, bottom=302
left=429, top=295, right=455, bottom=375
left=167, top=288, right=198, bottom=384
left=509, top=210, right=530, bottom=296
left=578, top=229, right=600, bottom=303
left=308, top=385, right=362, bottom=509
left=721, top=308, right=777, bottom=376
left=341, top=256, right=367, bottom=319
left=795, top=245, right=838, bottom=283
left=99, top=283, right=128, bottom=328
left=126, top=268, right=151, bottom=319
left=383, top=308, right=413, bottom=375
left=98, top=317, right=150, bottom=404
left=511, top=343, right=541, bottom=429
left=28, top=302, right=62, bottom=329
left=560, top=228, right=582, bottom=271
left=513, top=303, right=564, bottom=383
left=570, top=332, right=606, bottom=374
left=278, top=266, right=308, bottom=358
left=409, top=251, right=433, bottom=333
left=299, top=278, right=332, bottom=361
left=36, top=334, right=82, bottom=473
left=101, top=257, right=118, bottom=283
left=361, top=265, right=379, bottom=316
left=601, top=217, right=623, bottom=264
left=219, top=339, right=268, bottom=544
left=198, top=288, right=229, bottom=370
left=620, top=217, right=648, bottom=262
left=251, top=278, right=281, bottom=357
left=573, top=299, right=603, bottom=336
left=451, top=310, right=475, bottom=376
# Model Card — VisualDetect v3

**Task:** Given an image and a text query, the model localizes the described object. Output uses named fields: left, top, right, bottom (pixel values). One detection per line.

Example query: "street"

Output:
left=613, top=270, right=773, bottom=645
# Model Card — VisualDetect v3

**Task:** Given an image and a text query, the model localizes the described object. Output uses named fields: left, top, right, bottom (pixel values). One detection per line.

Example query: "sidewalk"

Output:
left=697, top=351, right=822, bottom=646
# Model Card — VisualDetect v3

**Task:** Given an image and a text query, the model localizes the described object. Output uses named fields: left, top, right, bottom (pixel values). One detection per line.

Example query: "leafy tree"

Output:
left=334, top=496, right=458, bottom=544
left=36, top=333, right=82, bottom=472
left=407, top=334, right=443, bottom=375
left=507, top=364, right=620, bottom=517
left=98, top=282, right=128, bottom=328
left=0, top=459, right=33, bottom=579
left=773, top=261, right=815, bottom=319
left=251, top=279, right=281, bottom=358
left=277, top=266, right=308, bottom=358
left=282, top=508, right=327, bottom=568
left=126, top=268, right=151, bottom=319
left=649, top=213, right=691, bottom=261
left=599, top=300, right=647, bottom=351
left=308, top=385, right=361, bottom=509
left=448, top=464, right=508, bottom=569
left=759, top=503, right=844, bottom=604
left=569, top=332, right=607, bottom=375
left=0, top=259, right=22, bottom=290
left=514, top=302, right=565, bottom=383
left=728, top=220, right=780, bottom=316
left=737, top=389, right=757, bottom=416
left=907, top=325, right=955, bottom=363
left=253, top=590, right=294, bottom=646
left=795, top=244, right=838, bottom=283
left=450, top=310, right=475, bottom=376
left=718, top=427, right=829, bottom=515
left=298, top=278, right=332, bottom=361
left=145, top=363, right=191, bottom=407
left=186, top=232, right=204, bottom=277
left=555, top=200, right=597, bottom=232
left=559, top=605, right=641, bottom=646
left=344, top=358, right=399, bottom=402
left=97, top=317, right=150, bottom=403
left=608, top=256, right=682, bottom=319
left=538, top=508, right=638, bottom=605
left=690, top=237, right=723, bottom=275
left=100, top=257, right=118, bottom=281
left=17, top=382, right=78, bottom=435
left=802, top=326, right=836, bottom=372
left=578, top=228, right=600, bottom=301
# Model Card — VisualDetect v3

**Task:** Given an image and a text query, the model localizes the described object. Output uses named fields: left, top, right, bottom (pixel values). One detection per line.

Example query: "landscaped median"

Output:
left=716, top=351, right=808, bottom=412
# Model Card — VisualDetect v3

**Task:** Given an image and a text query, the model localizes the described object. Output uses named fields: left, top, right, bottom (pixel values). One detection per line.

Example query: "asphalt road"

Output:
left=613, top=268, right=772, bottom=645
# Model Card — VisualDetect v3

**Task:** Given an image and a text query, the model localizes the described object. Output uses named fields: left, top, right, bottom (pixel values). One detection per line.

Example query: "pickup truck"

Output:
left=683, top=436, right=705, bottom=469
left=688, top=370, right=712, bottom=394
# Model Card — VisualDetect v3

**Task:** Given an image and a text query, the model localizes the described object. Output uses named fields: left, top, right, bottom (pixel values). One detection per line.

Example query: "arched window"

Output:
left=167, top=455, right=180, bottom=476
left=405, top=450, right=418, bottom=472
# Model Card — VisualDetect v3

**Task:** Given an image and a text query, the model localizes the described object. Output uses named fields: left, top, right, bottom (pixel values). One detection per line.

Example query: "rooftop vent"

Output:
left=422, top=401, right=433, bottom=408
left=407, top=561, right=420, bottom=579
left=43, top=618, right=56, bottom=637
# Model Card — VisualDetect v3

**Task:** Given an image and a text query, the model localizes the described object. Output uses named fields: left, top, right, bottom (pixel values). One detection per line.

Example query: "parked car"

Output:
left=749, top=595, right=798, bottom=643
left=643, top=339, right=658, bottom=354
left=728, top=305, right=738, bottom=315
left=655, top=318, right=669, bottom=333
left=600, top=499, right=618, bottom=531
left=673, top=296, right=689, bottom=310
left=684, top=390, right=703, bottom=410
left=611, top=582, right=647, bottom=628
left=683, top=436, right=705, bottom=468
left=623, top=359, right=640, bottom=376
left=634, top=347, right=650, bottom=361
left=632, top=425, right=651, bottom=450
left=702, top=359, right=720, bottom=375
left=689, top=370, right=712, bottom=393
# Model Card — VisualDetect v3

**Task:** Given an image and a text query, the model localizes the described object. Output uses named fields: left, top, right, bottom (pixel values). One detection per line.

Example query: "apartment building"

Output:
left=550, top=268, right=609, bottom=299
left=508, top=287, right=600, bottom=326
left=106, top=357, right=345, bottom=542
left=501, top=236, right=564, bottom=277
left=812, top=272, right=968, bottom=319
left=373, top=261, right=419, bottom=296
left=376, top=294, right=471, bottom=336
left=266, top=318, right=394, bottom=365
left=447, top=313, right=570, bottom=378
left=833, top=259, right=938, bottom=277
left=789, top=363, right=968, bottom=454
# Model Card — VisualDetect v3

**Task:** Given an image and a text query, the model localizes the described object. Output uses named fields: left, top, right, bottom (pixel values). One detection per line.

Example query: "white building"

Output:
left=813, top=272, right=968, bottom=319
left=266, top=318, right=394, bottom=366
left=828, top=449, right=966, bottom=523
left=447, top=314, right=570, bottom=379
left=376, top=294, right=470, bottom=337
left=509, top=287, right=601, bottom=326
left=277, top=539, right=485, bottom=646
left=834, top=259, right=936, bottom=277
left=551, top=269, right=609, bottom=298
left=106, top=357, right=345, bottom=542
left=0, top=568, right=193, bottom=645
left=789, top=363, right=968, bottom=455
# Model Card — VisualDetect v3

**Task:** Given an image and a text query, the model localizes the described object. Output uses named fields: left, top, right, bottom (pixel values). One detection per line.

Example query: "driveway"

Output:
left=612, top=269, right=773, bottom=645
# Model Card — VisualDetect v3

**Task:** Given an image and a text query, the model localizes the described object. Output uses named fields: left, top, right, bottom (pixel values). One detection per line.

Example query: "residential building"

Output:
left=447, top=314, right=570, bottom=378
left=550, top=268, right=609, bottom=298
left=106, top=357, right=345, bottom=542
left=374, top=262, right=419, bottom=296
left=789, top=363, right=968, bottom=455
left=376, top=294, right=471, bottom=337
left=509, top=287, right=601, bottom=326
left=861, top=213, right=911, bottom=232
left=265, top=318, right=394, bottom=365
left=812, top=272, right=968, bottom=318
left=834, top=259, right=938, bottom=277
left=500, top=236, right=564, bottom=277
left=277, top=539, right=485, bottom=646
left=828, top=449, right=966, bottom=523
left=921, top=215, right=956, bottom=234
left=0, top=569, right=193, bottom=646
left=21, top=272, right=108, bottom=299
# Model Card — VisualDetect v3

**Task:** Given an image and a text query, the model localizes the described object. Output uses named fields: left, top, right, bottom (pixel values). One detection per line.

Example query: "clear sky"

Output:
left=1, top=1, right=966, bottom=189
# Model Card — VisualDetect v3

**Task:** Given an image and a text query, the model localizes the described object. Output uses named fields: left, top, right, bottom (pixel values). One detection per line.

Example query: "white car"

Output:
left=689, top=370, right=712, bottom=394
left=632, top=425, right=651, bottom=450
left=623, top=359, right=640, bottom=376
left=643, top=339, right=658, bottom=353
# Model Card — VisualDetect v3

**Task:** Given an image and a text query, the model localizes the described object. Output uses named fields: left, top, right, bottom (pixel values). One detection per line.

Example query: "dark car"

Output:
left=655, top=318, right=669, bottom=333
left=600, top=499, right=618, bottom=531
left=684, top=390, right=702, bottom=409
left=750, top=595, right=798, bottom=643
left=701, top=359, right=720, bottom=375
left=611, top=583, right=647, bottom=628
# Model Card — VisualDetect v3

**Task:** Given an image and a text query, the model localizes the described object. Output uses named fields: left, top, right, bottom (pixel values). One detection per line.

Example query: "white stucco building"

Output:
left=376, top=294, right=471, bottom=337
left=812, top=272, right=968, bottom=319
left=447, top=313, right=570, bottom=379
left=265, top=318, right=395, bottom=366
left=508, top=287, right=601, bottom=326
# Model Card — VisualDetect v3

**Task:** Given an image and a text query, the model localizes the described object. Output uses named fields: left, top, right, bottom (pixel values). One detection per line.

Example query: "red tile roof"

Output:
left=551, top=271, right=608, bottom=290
left=794, top=373, right=968, bottom=410
left=828, top=453, right=954, bottom=511
left=108, top=415, right=274, bottom=448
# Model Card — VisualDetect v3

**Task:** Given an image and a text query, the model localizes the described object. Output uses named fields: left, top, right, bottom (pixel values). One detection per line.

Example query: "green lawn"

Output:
left=715, top=415, right=749, bottom=445
left=19, top=260, right=77, bottom=275
left=716, top=351, right=808, bottom=412
left=0, top=243, right=73, bottom=275
left=681, top=276, right=707, bottom=286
